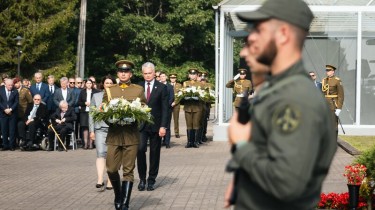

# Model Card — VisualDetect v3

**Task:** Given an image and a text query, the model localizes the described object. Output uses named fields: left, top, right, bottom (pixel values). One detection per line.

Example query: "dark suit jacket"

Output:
left=30, top=82, right=50, bottom=104
left=139, top=80, right=169, bottom=132
left=22, top=103, right=48, bottom=124
left=164, top=83, right=175, bottom=106
left=47, top=84, right=59, bottom=111
left=77, top=89, right=99, bottom=113
left=315, top=81, right=322, bottom=90
left=0, top=86, right=19, bottom=118
left=53, top=88, right=75, bottom=107
left=50, top=106, right=77, bottom=130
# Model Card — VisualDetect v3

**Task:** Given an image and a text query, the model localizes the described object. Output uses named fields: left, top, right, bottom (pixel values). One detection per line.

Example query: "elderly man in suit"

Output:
left=137, top=62, right=168, bottom=192
left=53, top=77, right=75, bottom=107
left=47, top=100, right=77, bottom=151
left=30, top=72, right=50, bottom=104
left=18, top=94, right=48, bottom=150
left=47, top=75, right=58, bottom=115
left=0, top=78, right=19, bottom=151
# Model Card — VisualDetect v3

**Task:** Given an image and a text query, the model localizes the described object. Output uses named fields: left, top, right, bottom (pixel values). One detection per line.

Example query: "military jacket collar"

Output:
left=267, top=60, right=308, bottom=87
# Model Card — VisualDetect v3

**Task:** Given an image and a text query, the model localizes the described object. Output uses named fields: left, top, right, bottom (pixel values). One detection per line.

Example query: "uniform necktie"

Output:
left=146, top=82, right=151, bottom=102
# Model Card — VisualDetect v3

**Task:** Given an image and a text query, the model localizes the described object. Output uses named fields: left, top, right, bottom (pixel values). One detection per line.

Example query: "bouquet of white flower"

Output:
left=90, top=97, right=153, bottom=126
left=175, top=86, right=215, bottom=103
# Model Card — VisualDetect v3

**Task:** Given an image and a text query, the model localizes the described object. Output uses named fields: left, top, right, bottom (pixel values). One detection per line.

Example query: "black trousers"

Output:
left=17, top=120, right=41, bottom=144
left=48, top=125, right=72, bottom=147
left=137, top=130, right=161, bottom=184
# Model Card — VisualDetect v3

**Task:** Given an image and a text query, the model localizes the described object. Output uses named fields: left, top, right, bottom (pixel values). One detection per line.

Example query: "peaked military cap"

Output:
left=115, top=60, right=135, bottom=72
left=326, top=64, right=337, bottom=71
left=169, top=73, right=177, bottom=78
left=188, top=68, right=199, bottom=74
left=236, top=0, right=314, bottom=31
left=238, top=68, right=247, bottom=74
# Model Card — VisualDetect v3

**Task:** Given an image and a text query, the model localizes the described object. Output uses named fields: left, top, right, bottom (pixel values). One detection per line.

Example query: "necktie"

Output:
left=61, top=112, right=65, bottom=119
left=6, top=90, right=10, bottom=101
left=30, top=105, right=38, bottom=119
left=146, top=82, right=151, bottom=102
left=37, top=84, right=40, bottom=91
left=50, top=86, right=53, bottom=93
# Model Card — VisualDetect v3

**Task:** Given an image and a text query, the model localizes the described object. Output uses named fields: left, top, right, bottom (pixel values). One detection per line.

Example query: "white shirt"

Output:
left=62, top=88, right=68, bottom=101
left=85, top=89, right=92, bottom=112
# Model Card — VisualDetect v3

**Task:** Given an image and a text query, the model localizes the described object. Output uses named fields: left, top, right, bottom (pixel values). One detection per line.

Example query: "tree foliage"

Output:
left=0, top=0, right=79, bottom=79
left=0, top=0, right=220, bottom=83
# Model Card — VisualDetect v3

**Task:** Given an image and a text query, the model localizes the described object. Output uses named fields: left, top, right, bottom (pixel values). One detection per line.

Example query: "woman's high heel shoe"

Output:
left=96, top=182, right=105, bottom=191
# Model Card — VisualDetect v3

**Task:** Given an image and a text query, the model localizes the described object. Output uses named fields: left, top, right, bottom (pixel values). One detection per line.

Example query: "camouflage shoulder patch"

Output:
left=272, top=104, right=301, bottom=134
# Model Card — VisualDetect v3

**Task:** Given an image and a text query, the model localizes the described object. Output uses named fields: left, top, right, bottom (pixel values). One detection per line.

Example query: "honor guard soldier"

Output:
left=104, top=60, right=146, bottom=210
left=322, top=64, right=344, bottom=138
left=183, top=68, right=204, bottom=148
left=169, top=73, right=182, bottom=138
left=198, top=72, right=212, bottom=143
left=226, top=69, right=253, bottom=108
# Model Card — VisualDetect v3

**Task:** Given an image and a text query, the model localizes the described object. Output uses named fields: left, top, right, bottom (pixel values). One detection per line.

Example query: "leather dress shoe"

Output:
left=138, top=180, right=146, bottom=191
left=147, top=183, right=155, bottom=191
left=175, top=134, right=180, bottom=138
left=166, top=144, right=171, bottom=149
left=10, top=148, right=15, bottom=151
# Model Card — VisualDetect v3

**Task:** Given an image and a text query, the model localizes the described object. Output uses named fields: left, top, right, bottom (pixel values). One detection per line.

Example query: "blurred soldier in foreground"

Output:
left=225, top=0, right=337, bottom=209
left=322, top=64, right=344, bottom=139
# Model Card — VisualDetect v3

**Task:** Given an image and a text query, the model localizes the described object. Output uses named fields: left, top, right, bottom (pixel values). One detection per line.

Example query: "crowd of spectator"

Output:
left=0, top=72, right=97, bottom=151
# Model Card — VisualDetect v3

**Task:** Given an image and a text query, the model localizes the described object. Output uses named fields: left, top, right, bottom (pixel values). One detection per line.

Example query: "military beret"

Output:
left=236, top=0, right=314, bottom=32
left=13, top=77, right=21, bottom=84
left=169, top=73, right=177, bottom=78
left=326, top=65, right=337, bottom=71
left=188, top=68, right=199, bottom=74
left=238, top=69, right=247, bottom=74
left=115, top=60, right=135, bottom=72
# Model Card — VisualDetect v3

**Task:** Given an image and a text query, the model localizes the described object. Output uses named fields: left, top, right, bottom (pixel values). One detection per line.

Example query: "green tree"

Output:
left=0, top=0, right=79, bottom=79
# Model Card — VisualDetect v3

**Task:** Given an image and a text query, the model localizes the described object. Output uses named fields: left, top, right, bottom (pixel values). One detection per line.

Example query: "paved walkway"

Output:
left=0, top=109, right=354, bottom=209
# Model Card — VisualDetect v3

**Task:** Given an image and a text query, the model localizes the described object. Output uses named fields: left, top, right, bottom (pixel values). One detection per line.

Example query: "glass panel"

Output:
left=303, top=12, right=357, bottom=125
left=361, top=12, right=375, bottom=125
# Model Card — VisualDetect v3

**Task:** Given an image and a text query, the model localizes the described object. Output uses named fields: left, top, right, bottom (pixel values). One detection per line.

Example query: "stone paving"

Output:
left=0, top=109, right=355, bottom=210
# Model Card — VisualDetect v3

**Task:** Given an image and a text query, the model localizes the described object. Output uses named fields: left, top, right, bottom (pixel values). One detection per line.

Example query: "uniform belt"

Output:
left=236, top=94, right=244, bottom=97
left=325, top=95, right=338, bottom=98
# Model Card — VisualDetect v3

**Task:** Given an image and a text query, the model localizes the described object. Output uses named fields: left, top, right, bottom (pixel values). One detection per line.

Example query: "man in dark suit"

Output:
left=53, top=77, right=75, bottom=107
left=47, top=100, right=77, bottom=151
left=0, top=79, right=19, bottom=151
left=47, top=75, right=58, bottom=115
left=137, top=62, right=168, bottom=191
left=159, top=72, right=174, bottom=148
left=18, top=94, right=48, bottom=150
left=29, top=72, right=50, bottom=104
left=309, top=71, right=322, bottom=90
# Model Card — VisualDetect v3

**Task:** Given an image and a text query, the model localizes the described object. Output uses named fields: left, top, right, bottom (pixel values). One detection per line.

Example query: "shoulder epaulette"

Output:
left=335, top=76, right=341, bottom=81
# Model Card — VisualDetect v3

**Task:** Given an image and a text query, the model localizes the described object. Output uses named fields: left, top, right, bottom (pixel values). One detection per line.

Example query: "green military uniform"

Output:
left=17, top=86, right=33, bottom=119
left=322, top=64, right=344, bottom=137
left=230, top=60, right=337, bottom=210
left=169, top=73, right=182, bottom=137
left=183, top=68, right=204, bottom=148
left=104, top=60, right=146, bottom=210
left=197, top=72, right=213, bottom=143
left=226, top=69, right=253, bottom=108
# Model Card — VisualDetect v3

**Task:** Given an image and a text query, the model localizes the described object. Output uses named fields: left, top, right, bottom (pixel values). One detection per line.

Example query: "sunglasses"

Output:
left=69, top=82, right=75, bottom=84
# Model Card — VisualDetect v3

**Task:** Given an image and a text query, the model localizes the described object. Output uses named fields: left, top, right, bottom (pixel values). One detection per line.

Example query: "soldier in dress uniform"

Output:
left=322, top=64, right=344, bottom=138
left=183, top=68, right=204, bottom=148
left=198, top=72, right=213, bottom=143
left=169, top=73, right=182, bottom=138
left=104, top=60, right=146, bottom=210
left=14, top=78, right=32, bottom=121
left=226, top=69, right=253, bottom=108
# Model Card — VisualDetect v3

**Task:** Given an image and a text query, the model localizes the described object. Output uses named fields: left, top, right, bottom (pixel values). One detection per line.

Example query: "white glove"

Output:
left=335, top=109, right=341, bottom=116
left=233, top=73, right=240, bottom=80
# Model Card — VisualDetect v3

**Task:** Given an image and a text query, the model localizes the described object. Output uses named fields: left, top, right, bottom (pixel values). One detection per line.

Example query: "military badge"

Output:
left=272, top=104, right=301, bottom=134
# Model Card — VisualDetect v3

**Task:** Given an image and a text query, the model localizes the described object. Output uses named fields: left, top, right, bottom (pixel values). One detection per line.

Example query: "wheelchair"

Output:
left=19, top=119, right=49, bottom=151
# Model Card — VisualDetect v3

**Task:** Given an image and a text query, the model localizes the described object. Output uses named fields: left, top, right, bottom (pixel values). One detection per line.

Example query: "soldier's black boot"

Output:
left=121, top=181, right=133, bottom=210
left=185, top=129, right=192, bottom=148
left=108, top=172, right=122, bottom=210
left=192, top=129, right=199, bottom=148
left=197, top=128, right=204, bottom=144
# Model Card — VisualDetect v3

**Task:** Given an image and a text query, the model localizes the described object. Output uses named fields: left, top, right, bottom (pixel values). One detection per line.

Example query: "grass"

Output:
left=339, top=135, right=375, bottom=152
